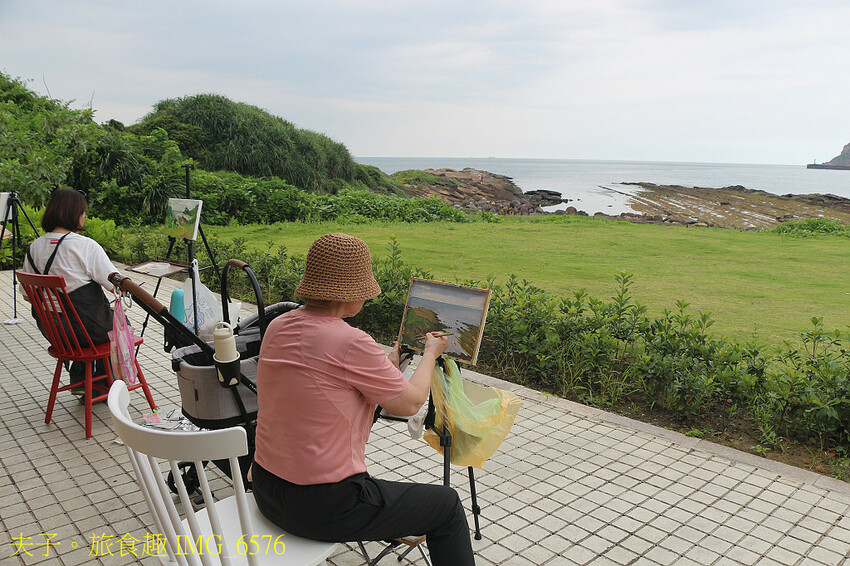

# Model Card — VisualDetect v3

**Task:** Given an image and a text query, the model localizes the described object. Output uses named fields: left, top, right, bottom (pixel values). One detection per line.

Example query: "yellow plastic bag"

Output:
left=424, top=358, right=522, bottom=469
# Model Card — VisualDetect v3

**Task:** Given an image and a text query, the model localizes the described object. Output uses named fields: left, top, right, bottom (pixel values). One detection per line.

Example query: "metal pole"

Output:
left=3, top=192, right=40, bottom=324
left=181, top=163, right=221, bottom=287
left=1, top=194, right=20, bottom=323
left=467, top=467, right=482, bottom=540
left=188, top=241, right=199, bottom=336
left=182, top=163, right=194, bottom=199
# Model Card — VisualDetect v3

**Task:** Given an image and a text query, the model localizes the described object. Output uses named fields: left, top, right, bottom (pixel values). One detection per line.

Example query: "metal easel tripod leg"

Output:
left=1, top=191, right=40, bottom=324
left=134, top=164, right=223, bottom=352
left=429, top=356, right=483, bottom=540
left=437, top=424, right=483, bottom=540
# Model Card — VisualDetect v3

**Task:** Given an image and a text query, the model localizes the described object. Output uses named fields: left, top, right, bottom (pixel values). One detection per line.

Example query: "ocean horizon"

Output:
left=355, top=157, right=850, bottom=215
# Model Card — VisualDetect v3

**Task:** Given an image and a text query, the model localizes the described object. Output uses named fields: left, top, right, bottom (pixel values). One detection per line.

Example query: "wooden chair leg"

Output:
left=47, top=353, right=157, bottom=439
left=108, top=354, right=157, bottom=413
left=44, top=360, right=64, bottom=425
left=102, top=356, right=115, bottom=389
left=84, top=362, right=94, bottom=438
left=90, top=357, right=114, bottom=402
left=133, top=359, right=157, bottom=412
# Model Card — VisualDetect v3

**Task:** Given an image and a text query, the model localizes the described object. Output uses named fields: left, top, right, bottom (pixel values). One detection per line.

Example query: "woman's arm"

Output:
left=379, top=332, right=449, bottom=417
left=86, top=239, right=121, bottom=290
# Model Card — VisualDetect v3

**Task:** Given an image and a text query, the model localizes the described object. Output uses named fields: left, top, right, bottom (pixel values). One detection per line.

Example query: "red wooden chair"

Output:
left=17, top=271, right=156, bottom=438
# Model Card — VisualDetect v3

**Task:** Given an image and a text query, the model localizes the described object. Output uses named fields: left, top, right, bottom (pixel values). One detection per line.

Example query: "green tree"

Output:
left=129, top=93, right=387, bottom=193
left=0, top=73, right=103, bottom=207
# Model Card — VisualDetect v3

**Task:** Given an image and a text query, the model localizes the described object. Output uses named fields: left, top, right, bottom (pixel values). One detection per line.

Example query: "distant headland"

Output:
left=807, top=141, right=850, bottom=170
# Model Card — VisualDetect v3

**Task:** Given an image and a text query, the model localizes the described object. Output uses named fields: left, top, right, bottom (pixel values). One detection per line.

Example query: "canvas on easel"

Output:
left=398, top=278, right=491, bottom=365
left=0, top=193, right=10, bottom=231
left=164, top=198, right=203, bottom=241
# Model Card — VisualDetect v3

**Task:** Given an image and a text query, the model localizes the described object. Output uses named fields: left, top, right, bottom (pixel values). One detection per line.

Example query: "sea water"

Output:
left=355, top=157, right=850, bottom=215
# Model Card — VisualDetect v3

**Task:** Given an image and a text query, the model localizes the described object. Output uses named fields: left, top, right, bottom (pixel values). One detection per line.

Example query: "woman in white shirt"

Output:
left=22, top=189, right=120, bottom=388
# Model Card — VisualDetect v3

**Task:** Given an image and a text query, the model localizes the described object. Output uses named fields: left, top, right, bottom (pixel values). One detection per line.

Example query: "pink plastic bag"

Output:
left=108, top=295, right=138, bottom=384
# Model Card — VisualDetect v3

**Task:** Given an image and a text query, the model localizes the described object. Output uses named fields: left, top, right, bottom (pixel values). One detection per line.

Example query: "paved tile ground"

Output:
left=1, top=266, right=850, bottom=565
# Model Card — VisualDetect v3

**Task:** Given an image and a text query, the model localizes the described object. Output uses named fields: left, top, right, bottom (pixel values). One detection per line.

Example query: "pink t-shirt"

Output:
left=254, top=308, right=408, bottom=485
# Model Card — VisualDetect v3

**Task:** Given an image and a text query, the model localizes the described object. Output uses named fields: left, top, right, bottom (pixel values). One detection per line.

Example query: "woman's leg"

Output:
left=252, top=463, right=475, bottom=566
left=351, top=478, right=475, bottom=566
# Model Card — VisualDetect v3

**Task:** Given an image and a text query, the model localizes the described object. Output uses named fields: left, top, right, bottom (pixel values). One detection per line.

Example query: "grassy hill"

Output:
left=128, top=93, right=402, bottom=195
left=0, top=73, right=405, bottom=221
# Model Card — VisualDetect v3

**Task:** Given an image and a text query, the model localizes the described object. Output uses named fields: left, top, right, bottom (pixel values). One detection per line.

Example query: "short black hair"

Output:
left=41, top=189, right=88, bottom=232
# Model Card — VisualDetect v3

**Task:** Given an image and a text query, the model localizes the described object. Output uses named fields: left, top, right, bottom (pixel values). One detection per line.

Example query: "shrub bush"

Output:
left=114, top=230, right=850, bottom=457
left=771, top=217, right=850, bottom=237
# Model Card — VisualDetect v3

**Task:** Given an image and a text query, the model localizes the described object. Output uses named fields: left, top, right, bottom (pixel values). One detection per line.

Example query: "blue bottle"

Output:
left=169, top=288, right=185, bottom=323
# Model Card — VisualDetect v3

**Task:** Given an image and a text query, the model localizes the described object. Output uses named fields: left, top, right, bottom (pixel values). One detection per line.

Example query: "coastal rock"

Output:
left=622, top=182, right=850, bottom=230
left=398, top=167, right=850, bottom=229
left=524, top=189, right=567, bottom=207
left=398, top=168, right=549, bottom=215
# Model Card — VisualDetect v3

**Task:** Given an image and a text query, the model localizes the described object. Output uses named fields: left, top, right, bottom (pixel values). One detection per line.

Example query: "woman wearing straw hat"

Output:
left=253, top=233, right=476, bottom=565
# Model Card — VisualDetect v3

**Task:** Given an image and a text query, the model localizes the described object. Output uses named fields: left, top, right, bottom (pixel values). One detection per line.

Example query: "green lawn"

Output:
left=207, top=215, right=850, bottom=346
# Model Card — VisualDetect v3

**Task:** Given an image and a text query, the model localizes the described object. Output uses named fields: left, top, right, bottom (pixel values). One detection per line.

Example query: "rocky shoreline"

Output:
left=398, top=168, right=850, bottom=230
left=612, top=182, right=850, bottom=230
left=398, top=167, right=564, bottom=215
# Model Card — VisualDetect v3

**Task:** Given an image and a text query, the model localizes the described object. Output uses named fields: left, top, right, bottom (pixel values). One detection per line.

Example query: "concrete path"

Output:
left=1, top=267, right=849, bottom=565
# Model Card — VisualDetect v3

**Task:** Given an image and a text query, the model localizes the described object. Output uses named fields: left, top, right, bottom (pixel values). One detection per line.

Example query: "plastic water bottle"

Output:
left=213, top=322, right=240, bottom=386
left=169, top=288, right=185, bottom=323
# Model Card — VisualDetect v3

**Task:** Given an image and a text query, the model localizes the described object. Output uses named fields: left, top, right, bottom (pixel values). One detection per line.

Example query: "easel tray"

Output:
left=128, top=261, right=188, bottom=278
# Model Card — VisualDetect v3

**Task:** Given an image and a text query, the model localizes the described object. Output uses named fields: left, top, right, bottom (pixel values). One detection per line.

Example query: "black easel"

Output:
left=180, top=164, right=221, bottom=289
left=377, top=352, right=484, bottom=540
left=1, top=191, right=40, bottom=324
left=429, top=357, right=483, bottom=541
left=134, top=164, right=222, bottom=347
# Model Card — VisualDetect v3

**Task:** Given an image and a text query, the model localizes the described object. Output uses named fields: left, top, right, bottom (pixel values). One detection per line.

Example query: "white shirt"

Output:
left=23, top=232, right=119, bottom=293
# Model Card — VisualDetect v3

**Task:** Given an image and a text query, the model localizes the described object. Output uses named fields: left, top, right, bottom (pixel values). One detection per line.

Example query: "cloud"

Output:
left=1, top=0, right=849, bottom=163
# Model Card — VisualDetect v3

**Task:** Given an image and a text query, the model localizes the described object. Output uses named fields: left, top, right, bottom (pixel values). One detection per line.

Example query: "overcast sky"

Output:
left=2, top=0, right=849, bottom=165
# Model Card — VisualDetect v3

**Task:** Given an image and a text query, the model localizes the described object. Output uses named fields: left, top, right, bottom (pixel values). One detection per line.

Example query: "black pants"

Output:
left=252, top=461, right=475, bottom=566
left=68, top=359, right=106, bottom=381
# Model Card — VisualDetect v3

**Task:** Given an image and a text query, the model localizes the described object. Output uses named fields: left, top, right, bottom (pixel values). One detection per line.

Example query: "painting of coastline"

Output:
left=164, top=198, right=203, bottom=240
left=398, top=278, right=491, bottom=365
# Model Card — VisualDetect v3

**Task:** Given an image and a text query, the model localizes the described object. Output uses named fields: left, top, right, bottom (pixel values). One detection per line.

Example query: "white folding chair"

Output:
left=108, top=380, right=338, bottom=566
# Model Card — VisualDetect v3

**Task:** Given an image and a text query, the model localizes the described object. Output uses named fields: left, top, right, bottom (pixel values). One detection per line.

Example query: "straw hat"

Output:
left=294, top=233, right=381, bottom=302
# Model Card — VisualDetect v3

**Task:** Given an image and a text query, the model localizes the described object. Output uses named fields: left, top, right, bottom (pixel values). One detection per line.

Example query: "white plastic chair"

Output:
left=108, top=380, right=338, bottom=566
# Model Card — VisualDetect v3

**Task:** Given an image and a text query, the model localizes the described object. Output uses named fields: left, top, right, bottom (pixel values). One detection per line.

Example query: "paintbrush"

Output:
left=416, top=332, right=453, bottom=339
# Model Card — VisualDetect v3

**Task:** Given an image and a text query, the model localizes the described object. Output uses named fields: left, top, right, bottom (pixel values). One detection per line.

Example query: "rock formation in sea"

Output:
left=824, top=142, right=850, bottom=167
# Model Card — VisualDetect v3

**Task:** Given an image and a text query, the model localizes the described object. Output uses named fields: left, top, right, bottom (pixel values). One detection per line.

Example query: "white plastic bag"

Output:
left=182, top=260, right=221, bottom=340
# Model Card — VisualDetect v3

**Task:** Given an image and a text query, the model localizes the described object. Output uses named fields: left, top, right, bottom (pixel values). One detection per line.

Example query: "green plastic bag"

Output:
left=424, top=358, right=522, bottom=469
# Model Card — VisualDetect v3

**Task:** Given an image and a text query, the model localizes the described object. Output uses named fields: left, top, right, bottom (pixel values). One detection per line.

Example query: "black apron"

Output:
left=26, top=234, right=113, bottom=346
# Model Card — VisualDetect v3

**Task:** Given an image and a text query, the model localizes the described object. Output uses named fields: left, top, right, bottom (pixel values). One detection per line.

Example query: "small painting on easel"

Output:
left=164, top=198, right=203, bottom=241
left=0, top=193, right=10, bottom=223
left=398, top=278, right=491, bottom=365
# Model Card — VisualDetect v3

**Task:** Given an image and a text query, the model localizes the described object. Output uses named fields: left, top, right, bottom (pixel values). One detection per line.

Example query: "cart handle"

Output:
left=109, top=273, right=165, bottom=313
left=109, top=273, right=216, bottom=356
left=221, top=258, right=267, bottom=337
